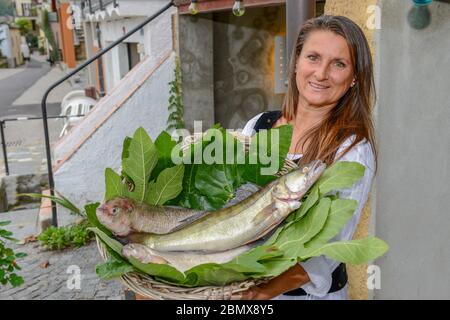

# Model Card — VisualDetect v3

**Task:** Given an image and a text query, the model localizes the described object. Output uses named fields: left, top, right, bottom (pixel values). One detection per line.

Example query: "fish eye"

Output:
left=112, top=207, right=120, bottom=215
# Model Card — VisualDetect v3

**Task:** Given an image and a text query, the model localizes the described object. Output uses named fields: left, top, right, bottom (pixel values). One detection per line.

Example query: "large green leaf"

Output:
left=96, top=257, right=135, bottom=280
left=150, top=131, right=178, bottom=181
left=276, top=198, right=331, bottom=258
left=223, top=245, right=284, bottom=273
left=300, top=237, right=389, bottom=265
left=257, top=257, right=298, bottom=278
left=85, top=203, right=112, bottom=237
left=121, top=136, right=132, bottom=161
left=241, top=125, right=292, bottom=186
left=122, top=127, right=158, bottom=203
left=146, top=164, right=184, bottom=205
left=317, top=161, right=365, bottom=195
left=292, top=186, right=320, bottom=221
left=104, top=168, right=126, bottom=201
left=305, top=198, right=357, bottom=248
left=195, top=164, right=238, bottom=206
left=89, top=227, right=185, bottom=283
left=183, top=264, right=248, bottom=287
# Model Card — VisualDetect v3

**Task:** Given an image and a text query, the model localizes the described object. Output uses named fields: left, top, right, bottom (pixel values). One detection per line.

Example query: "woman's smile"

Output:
left=308, top=81, right=331, bottom=91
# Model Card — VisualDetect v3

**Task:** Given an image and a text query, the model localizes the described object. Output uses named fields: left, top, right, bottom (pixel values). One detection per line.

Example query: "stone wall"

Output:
left=0, top=174, right=49, bottom=212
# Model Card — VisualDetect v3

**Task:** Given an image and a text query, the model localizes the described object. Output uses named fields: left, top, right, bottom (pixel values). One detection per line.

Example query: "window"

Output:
left=21, top=3, right=32, bottom=17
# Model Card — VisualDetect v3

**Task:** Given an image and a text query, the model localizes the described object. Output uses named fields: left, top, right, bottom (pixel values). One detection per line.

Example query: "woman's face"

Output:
left=296, top=30, right=355, bottom=109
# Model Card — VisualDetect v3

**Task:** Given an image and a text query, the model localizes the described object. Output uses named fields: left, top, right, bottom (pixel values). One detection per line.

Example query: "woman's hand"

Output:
left=239, top=264, right=311, bottom=300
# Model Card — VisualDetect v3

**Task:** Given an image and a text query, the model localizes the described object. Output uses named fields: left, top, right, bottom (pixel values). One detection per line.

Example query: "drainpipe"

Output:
left=286, top=0, right=316, bottom=65
left=95, top=22, right=106, bottom=97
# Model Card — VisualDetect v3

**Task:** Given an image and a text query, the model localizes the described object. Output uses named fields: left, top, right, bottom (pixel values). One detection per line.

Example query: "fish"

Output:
left=122, top=242, right=261, bottom=272
left=96, top=183, right=261, bottom=237
left=96, top=198, right=209, bottom=237
left=129, top=160, right=326, bottom=252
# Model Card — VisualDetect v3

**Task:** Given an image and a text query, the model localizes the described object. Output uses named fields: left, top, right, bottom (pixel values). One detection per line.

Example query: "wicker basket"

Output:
left=95, top=130, right=299, bottom=300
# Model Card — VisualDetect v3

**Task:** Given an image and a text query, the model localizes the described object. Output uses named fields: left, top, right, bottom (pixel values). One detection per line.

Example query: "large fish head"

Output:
left=273, top=160, right=326, bottom=203
left=96, top=197, right=135, bottom=237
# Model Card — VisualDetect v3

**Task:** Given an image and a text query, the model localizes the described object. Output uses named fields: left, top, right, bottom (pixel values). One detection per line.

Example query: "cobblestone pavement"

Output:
left=0, top=241, right=126, bottom=300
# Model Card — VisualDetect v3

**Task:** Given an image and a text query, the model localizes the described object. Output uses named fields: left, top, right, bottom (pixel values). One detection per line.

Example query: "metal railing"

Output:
left=83, top=0, right=118, bottom=15
left=41, top=0, right=174, bottom=227
left=0, top=115, right=85, bottom=176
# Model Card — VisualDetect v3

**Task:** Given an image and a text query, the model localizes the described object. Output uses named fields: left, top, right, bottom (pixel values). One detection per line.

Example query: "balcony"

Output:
left=82, top=0, right=118, bottom=15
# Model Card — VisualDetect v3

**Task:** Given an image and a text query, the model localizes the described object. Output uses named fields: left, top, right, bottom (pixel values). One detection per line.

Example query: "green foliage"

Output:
left=166, top=58, right=185, bottom=132
left=0, top=221, right=26, bottom=288
left=19, top=191, right=83, bottom=217
left=40, top=9, right=59, bottom=62
left=15, top=18, right=32, bottom=35
left=25, top=33, right=38, bottom=49
left=37, top=220, right=93, bottom=250
left=105, top=128, right=184, bottom=209
left=169, top=126, right=292, bottom=210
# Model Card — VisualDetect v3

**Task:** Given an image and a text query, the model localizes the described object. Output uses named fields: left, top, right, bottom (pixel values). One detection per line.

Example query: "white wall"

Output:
left=0, top=24, right=12, bottom=58
left=96, top=6, right=175, bottom=93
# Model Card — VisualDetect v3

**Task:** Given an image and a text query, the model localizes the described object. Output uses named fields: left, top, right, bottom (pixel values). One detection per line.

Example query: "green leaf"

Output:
left=146, top=165, right=184, bottom=205
left=150, top=131, right=178, bottom=181
left=89, top=227, right=185, bottom=284
left=258, top=257, right=298, bottom=278
left=85, top=203, right=112, bottom=237
left=224, top=245, right=284, bottom=274
left=9, top=273, right=24, bottom=287
left=305, top=198, right=357, bottom=248
left=104, top=168, right=126, bottom=201
left=0, top=221, right=11, bottom=227
left=316, top=161, right=365, bottom=195
left=18, top=192, right=81, bottom=216
left=96, top=258, right=135, bottom=280
left=301, top=237, right=389, bottom=265
left=293, top=186, right=320, bottom=221
left=121, top=136, right=132, bottom=161
left=241, top=125, right=292, bottom=186
left=276, top=198, right=331, bottom=258
left=183, top=264, right=248, bottom=287
left=15, top=252, right=27, bottom=259
left=122, top=127, right=158, bottom=203
left=195, top=164, right=237, bottom=205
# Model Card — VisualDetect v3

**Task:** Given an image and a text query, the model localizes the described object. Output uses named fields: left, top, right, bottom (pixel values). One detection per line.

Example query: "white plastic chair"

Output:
left=59, top=91, right=97, bottom=138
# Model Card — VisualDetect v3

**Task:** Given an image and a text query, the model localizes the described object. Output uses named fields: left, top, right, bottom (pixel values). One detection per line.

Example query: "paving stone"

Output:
left=0, top=242, right=124, bottom=300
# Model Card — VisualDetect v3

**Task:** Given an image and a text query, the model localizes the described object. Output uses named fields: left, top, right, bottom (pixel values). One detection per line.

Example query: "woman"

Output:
left=240, top=15, right=377, bottom=300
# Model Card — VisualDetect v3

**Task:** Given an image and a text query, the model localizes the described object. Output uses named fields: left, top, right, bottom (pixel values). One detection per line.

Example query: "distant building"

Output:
left=0, top=23, right=24, bottom=67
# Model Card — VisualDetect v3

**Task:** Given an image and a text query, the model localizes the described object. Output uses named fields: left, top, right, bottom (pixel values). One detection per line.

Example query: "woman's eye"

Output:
left=307, top=55, right=318, bottom=61
left=334, top=61, right=346, bottom=68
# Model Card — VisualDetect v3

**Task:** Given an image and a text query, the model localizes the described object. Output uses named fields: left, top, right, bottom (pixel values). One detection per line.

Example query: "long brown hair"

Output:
left=282, top=15, right=377, bottom=170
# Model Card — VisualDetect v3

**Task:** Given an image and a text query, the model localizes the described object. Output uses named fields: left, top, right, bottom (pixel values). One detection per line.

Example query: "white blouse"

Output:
left=241, top=113, right=376, bottom=300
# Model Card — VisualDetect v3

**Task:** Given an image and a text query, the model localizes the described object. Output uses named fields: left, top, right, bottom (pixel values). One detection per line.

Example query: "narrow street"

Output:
left=0, top=56, right=125, bottom=299
left=0, top=55, right=74, bottom=176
